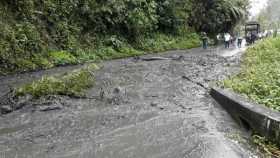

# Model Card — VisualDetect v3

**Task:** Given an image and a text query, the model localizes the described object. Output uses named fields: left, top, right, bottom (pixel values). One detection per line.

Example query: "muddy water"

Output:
left=0, top=47, right=260, bottom=158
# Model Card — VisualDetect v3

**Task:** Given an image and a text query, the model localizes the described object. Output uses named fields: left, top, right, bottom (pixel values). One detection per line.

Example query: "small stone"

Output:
left=38, top=103, right=62, bottom=112
left=113, top=87, right=121, bottom=94
left=133, top=56, right=140, bottom=60
left=172, top=55, right=184, bottom=61
left=15, top=95, right=33, bottom=110
left=150, top=102, right=158, bottom=107
left=1, top=105, right=13, bottom=114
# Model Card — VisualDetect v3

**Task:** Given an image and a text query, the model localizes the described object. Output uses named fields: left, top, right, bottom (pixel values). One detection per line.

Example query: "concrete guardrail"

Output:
left=210, top=87, right=280, bottom=145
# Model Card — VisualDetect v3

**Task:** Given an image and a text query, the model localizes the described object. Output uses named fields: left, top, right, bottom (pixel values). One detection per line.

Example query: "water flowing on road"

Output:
left=0, top=47, right=261, bottom=158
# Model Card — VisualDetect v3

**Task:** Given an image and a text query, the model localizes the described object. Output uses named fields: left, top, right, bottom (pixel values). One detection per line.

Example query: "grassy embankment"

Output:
left=223, top=37, right=280, bottom=157
left=0, top=31, right=200, bottom=76
left=223, top=37, right=280, bottom=111
left=0, top=1, right=201, bottom=76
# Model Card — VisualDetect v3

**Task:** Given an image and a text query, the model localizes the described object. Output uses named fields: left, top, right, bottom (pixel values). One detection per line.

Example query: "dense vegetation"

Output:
left=223, top=37, right=280, bottom=111
left=0, top=0, right=249, bottom=75
left=188, top=0, right=249, bottom=37
left=253, top=135, right=280, bottom=158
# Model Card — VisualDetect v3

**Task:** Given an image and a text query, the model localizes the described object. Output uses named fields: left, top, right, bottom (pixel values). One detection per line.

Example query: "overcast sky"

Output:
left=249, top=0, right=268, bottom=17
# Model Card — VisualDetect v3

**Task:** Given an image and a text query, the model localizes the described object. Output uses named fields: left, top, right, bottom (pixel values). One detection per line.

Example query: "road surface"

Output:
left=0, top=47, right=260, bottom=158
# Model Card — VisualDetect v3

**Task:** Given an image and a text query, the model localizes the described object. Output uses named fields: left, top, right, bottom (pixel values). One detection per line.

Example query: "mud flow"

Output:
left=0, top=47, right=261, bottom=158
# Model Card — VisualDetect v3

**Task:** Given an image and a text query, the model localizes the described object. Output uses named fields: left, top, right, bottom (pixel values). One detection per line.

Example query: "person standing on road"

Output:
left=201, top=32, right=208, bottom=49
left=251, top=33, right=257, bottom=44
left=237, top=34, right=243, bottom=48
left=224, top=33, right=231, bottom=49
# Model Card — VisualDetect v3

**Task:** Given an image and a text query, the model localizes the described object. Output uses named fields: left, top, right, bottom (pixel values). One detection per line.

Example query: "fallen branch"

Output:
left=139, top=57, right=170, bottom=61
left=182, top=76, right=208, bottom=90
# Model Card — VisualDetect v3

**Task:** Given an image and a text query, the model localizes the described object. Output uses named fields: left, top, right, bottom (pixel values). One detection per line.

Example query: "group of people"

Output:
left=201, top=32, right=244, bottom=50
left=223, top=33, right=244, bottom=48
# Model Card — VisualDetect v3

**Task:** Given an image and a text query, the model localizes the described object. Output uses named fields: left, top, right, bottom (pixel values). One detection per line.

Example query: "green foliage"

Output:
left=136, top=29, right=200, bottom=52
left=156, top=0, right=192, bottom=33
left=188, top=0, right=249, bottom=37
left=223, top=37, right=280, bottom=111
left=252, top=135, right=280, bottom=157
left=31, top=55, right=54, bottom=69
left=72, top=49, right=100, bottom=63
left=49, top=51, right=78, bottom=66
left=16, top=64, right=98, bottom=98
left=0, top=0, right=249, bottom=74
left=0, top=20, right=47, bottom=72
left=95, top=46, right=142, bottom=60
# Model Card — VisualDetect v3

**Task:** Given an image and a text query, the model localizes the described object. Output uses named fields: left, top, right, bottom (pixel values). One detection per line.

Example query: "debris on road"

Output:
left=0, top=48, right=260, bottom=158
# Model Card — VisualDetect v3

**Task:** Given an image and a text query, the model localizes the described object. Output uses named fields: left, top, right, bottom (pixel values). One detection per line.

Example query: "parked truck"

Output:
left=245, top=21, right=260, bottom=45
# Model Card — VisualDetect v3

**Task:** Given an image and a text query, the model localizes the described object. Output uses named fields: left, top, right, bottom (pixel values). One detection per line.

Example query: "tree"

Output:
left=187, top=0, right=249, bottom=37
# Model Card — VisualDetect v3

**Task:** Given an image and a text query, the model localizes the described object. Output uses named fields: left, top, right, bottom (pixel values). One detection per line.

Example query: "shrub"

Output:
left=136, top=28, right=200, bottom=52
left=16, top=64, right=98, bottom=98
left=49, top=51, right=78, bottom=66
left=73, top=49, right=101, bottom=63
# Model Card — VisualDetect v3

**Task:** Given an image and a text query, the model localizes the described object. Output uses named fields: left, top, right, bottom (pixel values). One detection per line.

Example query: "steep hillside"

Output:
left=0, top=0, right=248, bottom=75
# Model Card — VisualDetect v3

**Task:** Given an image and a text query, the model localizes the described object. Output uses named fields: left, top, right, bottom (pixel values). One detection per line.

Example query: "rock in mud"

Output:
left=14, top=95, right=33, bottom=109
left=30, top=96, right=64, bottom=112
left=0, top=105, right=13, bottom=114
left=101, top=87, right=128, bottom=105
left=171, top=55, right=184, bottom=61
left=0, top=94, right=32, bottom=114
left=150, top=102, right=158, bottom=107
left=140, top=57, right=169, bottom=61
left=38, top=103, right=63, bottom=112
left=113, top=87, right=122, bottom=94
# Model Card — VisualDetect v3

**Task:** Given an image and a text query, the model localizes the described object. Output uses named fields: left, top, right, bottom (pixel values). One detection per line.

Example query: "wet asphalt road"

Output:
left=0, top=47, right=259, bottom=158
